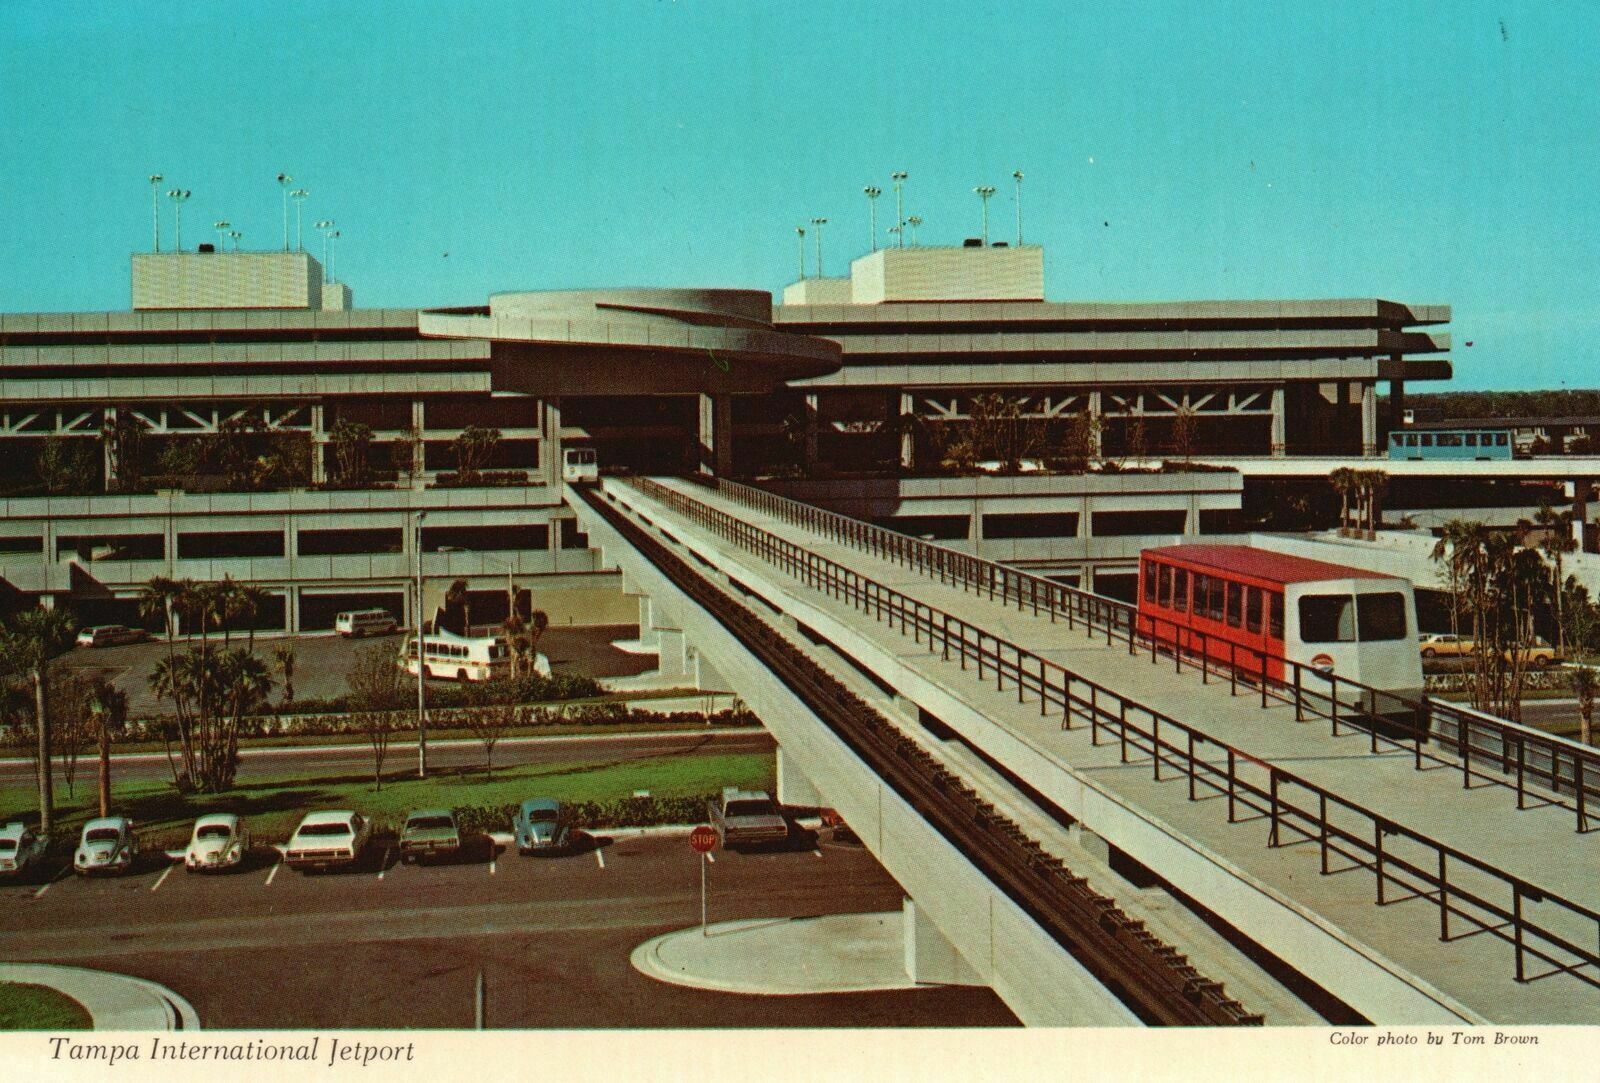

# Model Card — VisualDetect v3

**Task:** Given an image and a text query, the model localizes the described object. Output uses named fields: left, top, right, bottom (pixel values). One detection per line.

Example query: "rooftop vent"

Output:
left=197, top=243, right=216, bottom=253
left=962, top=237, right=983, bottom=248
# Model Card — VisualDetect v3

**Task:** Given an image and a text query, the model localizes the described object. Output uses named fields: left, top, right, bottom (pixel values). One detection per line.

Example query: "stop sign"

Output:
left=689, top=825, right=718, bottom=854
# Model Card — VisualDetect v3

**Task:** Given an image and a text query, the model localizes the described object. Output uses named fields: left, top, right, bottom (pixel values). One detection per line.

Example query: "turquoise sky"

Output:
left=2, top=1, right=1595, bottom=391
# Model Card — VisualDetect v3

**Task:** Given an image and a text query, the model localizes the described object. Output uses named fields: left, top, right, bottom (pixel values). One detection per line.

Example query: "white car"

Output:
left=283, top=810, right=370, bottom=873
left=75, top=624, right=144, bottom=648
left=184, top=814, right=251, bottom=873
left=0, top=822, right=48, bottom=878
left=74, top=816, right=137, bottom=876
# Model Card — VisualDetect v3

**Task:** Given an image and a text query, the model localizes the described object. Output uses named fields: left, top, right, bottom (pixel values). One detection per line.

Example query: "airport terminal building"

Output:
left=0, top=242, right=1454, bottom=633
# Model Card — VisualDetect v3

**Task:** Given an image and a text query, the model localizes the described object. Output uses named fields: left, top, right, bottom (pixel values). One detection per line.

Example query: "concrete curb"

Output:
left=630, top=912, right=923, bottom=996
left=0, top=963, right=199, bottom=1030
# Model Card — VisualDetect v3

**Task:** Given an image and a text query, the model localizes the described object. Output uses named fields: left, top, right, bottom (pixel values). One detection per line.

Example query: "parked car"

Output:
left=513, top=798, right=572, bottom=855
left=184, top=814, right=250, bottom=873
left=73, top=817, right=137, bottom=876
left=1419, top=633, right=1559, bottom=667
left=708, top=788, right=789, bottom=849
left=283, top=810, right=370, bottom=873
left=335, top=609, right=399, bottom=638
left=399, top=808, right=462, bottom=864
left=0, top=822, right=48, bottom=878
left=75, top=624, right=145, bottom=648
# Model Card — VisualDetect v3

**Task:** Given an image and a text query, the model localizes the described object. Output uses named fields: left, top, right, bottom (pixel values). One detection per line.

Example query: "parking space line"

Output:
left=150, top=865, right=174, bottom=892
left=377, top=846, right=392, bottom=880
left=34, top=867, right=70, bottom=898
left=489, top=859, right=496, bottom=876
left=594, top=849, right=605, bottom=869
left=264, top=861, right=280, bottom=887
left=812, top=849, right=823, bottom=859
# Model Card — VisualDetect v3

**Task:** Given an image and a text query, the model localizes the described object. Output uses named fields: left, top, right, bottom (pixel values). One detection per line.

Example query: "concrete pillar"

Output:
left=902, top=897, right=984, bottom=987
left=1087, top=391, right=1104, bottom=458
left=309, top=404, right=327, bottom=485
left=698, top=393, right=732, bottom=477
left=410, top=400, right=426, bottom=487
left=804, top=392, right=820, bottom=472
left=776, top=746, right=823, bottom=807
left=1390, top=364, right=1406, bottom=429
left=899, top=391, right=915, bottom=470
left=102, top=406, right=117, bottom=490
left=691, top=648, right=733, bottom=693
left=655, top=628, right=688, bottom=678
left=1575, top=479, right=1595, bottom=554
left=542, top=398, right=563, bottom=486
left=636, top=596, right=658, bottom=648
left=1269, top=386, right=1286, bottom=457
left=1361, top=381, right=1378, bottom=456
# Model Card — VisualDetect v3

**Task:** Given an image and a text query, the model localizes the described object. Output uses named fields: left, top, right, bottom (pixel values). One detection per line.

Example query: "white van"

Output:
left=401, top=633, right=511, bottom=682
left=334, top=609, right=399, bottom=638
left=562, top=447, right=599, bottom=485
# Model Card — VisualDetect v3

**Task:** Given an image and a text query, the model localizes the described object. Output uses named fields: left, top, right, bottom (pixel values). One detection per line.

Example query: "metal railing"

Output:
left=619, top=476, right=1600, bottom=994
left=701, top=476, right=1600, bottom=833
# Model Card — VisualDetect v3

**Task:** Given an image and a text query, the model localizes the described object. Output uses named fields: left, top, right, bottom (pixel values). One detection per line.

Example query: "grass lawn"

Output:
left=0, top=983, right=92, bottom=1031
left=1, top=751, right=775, bottom=849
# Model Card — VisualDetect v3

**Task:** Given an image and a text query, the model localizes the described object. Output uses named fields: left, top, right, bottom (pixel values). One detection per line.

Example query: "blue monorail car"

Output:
left=1387, top=428, right=1514, bottom=461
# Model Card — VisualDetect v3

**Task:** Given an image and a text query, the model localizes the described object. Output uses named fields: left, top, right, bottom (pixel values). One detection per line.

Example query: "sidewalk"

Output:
left=0, top=963, right=198, bottom=1030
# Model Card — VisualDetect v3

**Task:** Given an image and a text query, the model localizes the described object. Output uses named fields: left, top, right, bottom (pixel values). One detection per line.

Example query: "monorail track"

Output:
left=576, top=483, right=1262, bottom=1026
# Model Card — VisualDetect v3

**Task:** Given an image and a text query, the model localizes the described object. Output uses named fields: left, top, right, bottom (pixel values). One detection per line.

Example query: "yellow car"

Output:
left=1418, top=634, right=1558, bottom=667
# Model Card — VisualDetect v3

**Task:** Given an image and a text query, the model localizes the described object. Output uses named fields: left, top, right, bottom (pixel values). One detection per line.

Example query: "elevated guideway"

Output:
left=580, top=474, right=1600, bottom=1026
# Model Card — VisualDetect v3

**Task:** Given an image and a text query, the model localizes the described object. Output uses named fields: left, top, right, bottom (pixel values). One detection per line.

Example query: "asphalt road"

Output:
left=59, top=623, right=652, bottom=719
left=0, top=831, right=1016, bottom=1029
left=0, top=727, right=775, bottom=787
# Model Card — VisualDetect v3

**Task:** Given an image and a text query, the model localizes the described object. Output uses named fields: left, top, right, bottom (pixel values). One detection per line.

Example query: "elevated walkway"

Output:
left=595, top=475, right=1600, bottom=1025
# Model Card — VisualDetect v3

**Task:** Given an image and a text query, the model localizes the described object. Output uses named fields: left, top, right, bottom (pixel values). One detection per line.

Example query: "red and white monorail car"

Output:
left=1136, top=544, right=1423, bottom=695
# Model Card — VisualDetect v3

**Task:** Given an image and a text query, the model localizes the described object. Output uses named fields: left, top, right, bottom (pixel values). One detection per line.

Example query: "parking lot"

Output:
left=60, top=623, right=655, bottom=719
left=0, top=830, right=1016, bottom=1028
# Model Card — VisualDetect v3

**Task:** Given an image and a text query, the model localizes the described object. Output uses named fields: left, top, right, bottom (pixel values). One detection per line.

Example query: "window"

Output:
left=1357, top=592, right=1408, bottom=641
left=1268, top=593, right=1284, bottom=639
left=1438, top=433, right=1463, bottom=447
left=1191, top=574, right=1208, bottom=617
left=1142, top=565, right=1157, bottom=603
left=982, top=512, right=1080, bottom=540
left=1299, top=594, right=1356, bottom=643
left=1421, top=434, right=1435, bottom=447
left=1158, top=564, right=1173, bottom=608
left=1209, top=576, right=1226, bottom=622
left=1226, top=582, right=1242, bottom=628
left=1465, top=433, right=1479, bottom=447
left=1091, top=510, right=1188, bottom=536
left=1245, top=586, right=1263, bottom=633
left=1173, top=568, right=1189, bottom=613
left=1496, top=433, right=1509, bottom=446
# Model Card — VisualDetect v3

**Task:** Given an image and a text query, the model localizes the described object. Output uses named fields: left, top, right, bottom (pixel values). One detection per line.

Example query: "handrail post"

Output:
left=1227, top=748, right=1236, bottom=822
left=1375, top=819, right=1386, bottom=905
left=1293, top=664, right=1303, bottom=721
left=1513, top=885, right=1526, bottom=982
left=1153, top=716, right=1162, bottom=781
left=1230, top=641, right=1238, bottom=696
left=1438, top=851, right=1450, bottom=941
left=1187, top=731, right=1197, bottom=801
left=1268, top=770, right=1280, bottom=847
left=1516, top=736, right=1527, bottom=810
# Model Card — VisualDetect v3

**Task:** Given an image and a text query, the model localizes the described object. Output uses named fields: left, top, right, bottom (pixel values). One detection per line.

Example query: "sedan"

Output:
left=283, top=810, right=370, bottom=873
left=513, top=798, right=572, bottom=855
left=74, top=817, right=138, bottom=876
left=185, top=814, right=251, bottom=873
left=0, top=822, right=48, bottom=878
left=399, top=809, right=462, bottom=864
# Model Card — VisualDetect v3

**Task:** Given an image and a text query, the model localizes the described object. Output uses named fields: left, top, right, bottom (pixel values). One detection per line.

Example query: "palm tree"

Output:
left=86, top=678, right=128, bottom=819
left=1574, top=667, right=1597, bottom=747
left=1357, top=469, right=1389, bottom=536
left=0, top=607, right=78, bottom=835
left=1329, top=467, right=1358, bottom=535
left=237, top=583, right=272, bottom=651
left=272, top=643, right=296, bottom=707
left=1535, top=503, right=1577, bottom=657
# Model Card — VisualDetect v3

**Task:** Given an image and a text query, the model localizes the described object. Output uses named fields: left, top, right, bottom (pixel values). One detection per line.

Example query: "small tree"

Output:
left=453, top=425, right=502, bottom=483
left=1574, top=667, right=1597, bottom=746
left=464, top=677, right=520, bottom=777
left=329, top=418, right=374, bottom=488
left=273, top=644, right=297, bottom=707
left=1170, top=406, right=1198, bottom=464
left=1059, top=411, right=1102, bottom=474
left=103, top=413, right=146, bottom=493
left=156, top=437, right=204, bottom=486
left=36, top=436, right=96, bottom=495
left=347, top=644, right=406, bottom=789
left=1126, top=414, right=1150, bottom=465
left=0, top=607, right=79, bottom=834
left=50, top=671, right=94, bottom=800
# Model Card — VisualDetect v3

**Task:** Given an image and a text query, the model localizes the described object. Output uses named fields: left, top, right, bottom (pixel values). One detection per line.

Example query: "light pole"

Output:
left=228, top=230, right=242, bottom=252
left=316, top=219, right=334, bottom=273
left=213, top=221, right=231, bottom=251
left=907, top=215, right=922, bottom=246
left=795, top=226, right=806, bottom=280
left=891, top=172, right=908, bottom=247
left=863, top=187, right=881, bottom=253
left=974, top=185, right=996, bottom=245
left=327, top=230, right=341, bottom=283
left=810, top=217, right=827, bottom=277
left=413, top=509, right=429, bottom=778
left=148, top=174, right=164, bottom=252
left=1012, top=170, right=1024, bottom=245
left=276, top=173, right=293, bottom=251
left=290, top=189, right=309, bottom=252
left=887, top=224, right=902, bottom=247
left=167, top=190, right=191, bottom=251
left=439, top=547, right=518, bottom=643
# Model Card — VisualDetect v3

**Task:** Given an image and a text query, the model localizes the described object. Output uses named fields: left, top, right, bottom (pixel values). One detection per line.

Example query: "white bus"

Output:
left=401, top=632, right=512, bottom=682
left=335, top=608, right=399, bottom=638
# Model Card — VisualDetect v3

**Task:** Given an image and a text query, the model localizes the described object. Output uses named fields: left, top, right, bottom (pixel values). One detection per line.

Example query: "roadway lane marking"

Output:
left=812, top=849, right=823, bottom=859
left=704, top=852, right=713, bottom=864
left=377, top=846, right=392, bottom=880
left=34, top=867, right=70, bottom=898
left=264, top=861, right=280, bottom=887
left=150, top=865, right=174, bottom=892
left=594, top=849, right=605, bottom=869
left=489, top=859, right=496, bottom=877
